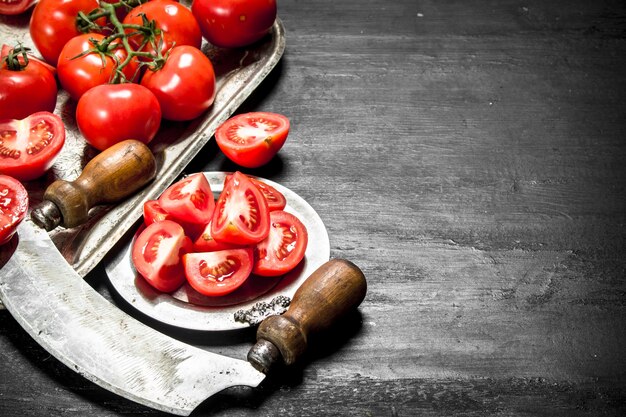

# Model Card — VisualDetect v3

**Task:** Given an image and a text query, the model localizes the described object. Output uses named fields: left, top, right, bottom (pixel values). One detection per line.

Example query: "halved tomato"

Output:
left=253, top=210, right=308, bottom=277
left=131, top=220, right=192, bottom=293
left=183, top=248, right=253, bottom=296
left=0, top=175, right=28, bottom=245
left=0, top=112, right=66, bottom=181
left=159, top=173, right=215, bottom=225
left=250, top=177, right=286, bottom=211
left=0, top=0, right=37, bottom=15
left=193, top=221, right=243, bottom=252
left=215, top=112, right=290, bottom=168
left=211, top=171, right=270, bottom=245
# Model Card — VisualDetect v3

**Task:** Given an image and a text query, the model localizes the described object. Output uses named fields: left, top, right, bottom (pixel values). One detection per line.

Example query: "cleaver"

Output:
left=0, top=140, right=367, bottom=415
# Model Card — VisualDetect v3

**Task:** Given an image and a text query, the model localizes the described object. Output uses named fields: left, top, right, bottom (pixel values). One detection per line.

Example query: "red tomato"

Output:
left=0, top=112, right=66, bottom=181
left=253, top=210, right=308, bottom=277
left=132, top=220, right=192, bottom=292
left=215, top=112, right=289, bottom=168
left=29, top=0, right=103, bottom=65
left=211, top=171, right=269, bottom=245
left=141, top=45, right=216, bottom=121
left=1, top=44, right=56, bottom=76
left=0, top=175, right=28, bottom=245
left=0, top=0, right=36, bottom=15
left=76, top=83, right=161, bottom=151
left=193, top=221, right=242, bottom=252
left=0, top=47, right=57, bottom=121
left=159, top=173, right=215, bottom=225
left=123, top=0, right=202, bottom=58
left=57, top=34, right=140, bottom=101
left=192, top=0, right=276, bottom=48
left=250, top=177, right=286, bottom=211
left=143, top=200, right=174, bottom=226
left=183, top=248, right=253, bottom=296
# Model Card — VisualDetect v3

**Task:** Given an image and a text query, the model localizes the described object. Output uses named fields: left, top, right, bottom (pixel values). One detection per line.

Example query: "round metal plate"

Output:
left=105, top=172, right=330, bottom=331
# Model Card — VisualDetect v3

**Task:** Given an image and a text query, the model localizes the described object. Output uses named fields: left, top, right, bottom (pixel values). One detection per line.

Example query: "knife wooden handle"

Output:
left=248, top=258, right=367, bottom=373
left=33, top=140, right=156, bottom=230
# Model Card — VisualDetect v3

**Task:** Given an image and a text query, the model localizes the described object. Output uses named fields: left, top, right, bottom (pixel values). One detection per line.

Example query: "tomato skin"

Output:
left=57, top=34, right=140, bottom=101
left=0, top=0, right=37, bottom=15
left=211, top=171, right=270, bottom=245
left=1, top=44, right=57, bottom=76
left=0, top=51, right=57, bottom=121
left=250, top=177, right=286, bottom=211
left=132, top=220, right=192, bottom=293
left=141, top=45, right=216, bottom=121
left=158, top=173, right=215, bottom=225
left=215, top=112, right=289, bottom=168
left=253, top=210, right=308, bottom=277
left=76, top=83, right=161, bottom=151
left=183, top=248, right=253, bottom=296
left=29, top=0, right=103, bottom=65
left=0, top=112, right=66, bottom=181
left=0, top=175, right=28, bottom=245
left=192, top=0, right=276, bottom=48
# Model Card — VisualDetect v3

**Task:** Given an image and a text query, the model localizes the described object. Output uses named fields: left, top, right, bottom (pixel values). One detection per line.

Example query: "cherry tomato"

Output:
left=141, top=45, right=216, bottom=121
left=76, top=83, right=161, bottom=151
left=159, top=173, right=215, bottom=226
left=253, top=210, right=308, bottom=277
left=123, top=0, right=202, bottom=57
left=250, top=177, right=286, bottom=211
left=193, top=221, right=242, bottom=252
left=0, top=0, right=36, bottom=15
left=0, top=175, right=28, bottom=245
left=0, top=47, right=57, bottom=121
left=57, top=34, right=140, bottom=101
left=211, top=171, right=270, bottom=245
left=132, top=220, right=192, bottom=293
left=29, top=0, right=103, bottom=65
left=215, top=112, right=289, bottom=168
left=192, top=0, right=276, bottom=48
left=0, top=112, right=66, bottom=181
left=183, top=248, right=253, bottom=296
left=143, top=200, right=175, bottom=226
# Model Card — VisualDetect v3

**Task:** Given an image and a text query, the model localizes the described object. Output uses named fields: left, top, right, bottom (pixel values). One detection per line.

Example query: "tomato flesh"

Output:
left=143, top=200, right=174, bottom=226
left=193, top=221, right=243, bottom=252
left=183, top=248, right=253, bottom=296
left=0, top=175, right=28, bottom=245
left=253, top=210, right=308, bottom=277
left=0, top=0, right=37, bottom=15
left=0, top=112, right=66, bottom=181
left=250, top=177, right=287, bottom=211
left=159, top=173, right=215, bottom=225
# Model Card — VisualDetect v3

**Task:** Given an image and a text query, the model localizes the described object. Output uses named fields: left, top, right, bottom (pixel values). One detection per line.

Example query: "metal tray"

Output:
left=0, top=5, right=286, bottom=277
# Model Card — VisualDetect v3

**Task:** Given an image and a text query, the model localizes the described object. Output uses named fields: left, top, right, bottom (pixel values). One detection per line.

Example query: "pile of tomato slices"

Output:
left=132, top=171, right=308, bottom=297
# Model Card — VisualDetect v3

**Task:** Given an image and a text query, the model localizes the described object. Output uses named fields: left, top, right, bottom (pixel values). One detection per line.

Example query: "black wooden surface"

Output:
left=2, top=0, right=626, bottom=415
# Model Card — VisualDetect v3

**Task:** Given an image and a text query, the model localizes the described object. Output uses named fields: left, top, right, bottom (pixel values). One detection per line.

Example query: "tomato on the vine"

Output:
left=192, top=0, right=277, bottom=48
left=0, top=47, right=57, bottom=120
left=183, top=248, right=253, bottom=296
left=215, top=112, right=290, bottom=168
left=0, top=0, right=36, bottom=15
left=76, top=83, right=161, bottom=151
left=57, top=34, right=140, bottom=101
left=158, top=173, right=215, bottom=226
left=253, top=210, right=308, bottom=277
left=0, top=112, right=66, bottom=181
left=0, top=175, right=28, bottom=245
left=141, top=45, right=216, bottom=121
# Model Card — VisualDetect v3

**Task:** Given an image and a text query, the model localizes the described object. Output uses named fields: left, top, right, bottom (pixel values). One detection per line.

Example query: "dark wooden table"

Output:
left=2, top=0, right=626, bottom=415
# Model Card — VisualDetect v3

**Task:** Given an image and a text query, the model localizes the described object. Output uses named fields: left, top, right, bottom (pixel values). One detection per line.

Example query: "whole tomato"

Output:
left=76, top=84, right=162, bottom=151
left=0, top=47, right=57, bottom=120
left=57, top=34, right=140, bottom=101
left=141, top=45, right=215, bottom=121
left=0, top=0, right=37, bottom=15
left=29, top=0, right=103, bottom=65
left=192, top=0, right=277, bottom=48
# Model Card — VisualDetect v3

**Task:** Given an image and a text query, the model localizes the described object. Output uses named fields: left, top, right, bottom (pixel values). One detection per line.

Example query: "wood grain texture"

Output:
left=2, top=0, right=626, bottom=416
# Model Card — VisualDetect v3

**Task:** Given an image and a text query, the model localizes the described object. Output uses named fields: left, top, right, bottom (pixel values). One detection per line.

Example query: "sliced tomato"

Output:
left=131, top=220, right=192, bottom=293
left=183, top=248, right=253, bottom=297
left=0, top=0, right=37, bottom=15
left=211, top=171, right=270, bottom=245
left=143, top=200, right=175, bottom=226
left=0, top=112, right=66, bottom=182
left=253, top=210, right=308, bottom=277
left=0, top=175, right=28, bottom=245
left=250, top=177, right=287, bottom=211
left=193, top=221, right=243, bottom=252
left=158, top=173, right=215, bottom=225
left=215, top=112, right=290, bottom=168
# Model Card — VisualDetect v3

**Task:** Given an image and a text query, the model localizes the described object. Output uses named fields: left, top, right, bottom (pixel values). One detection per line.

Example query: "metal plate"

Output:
left=105, top=172, right=330, bottom=332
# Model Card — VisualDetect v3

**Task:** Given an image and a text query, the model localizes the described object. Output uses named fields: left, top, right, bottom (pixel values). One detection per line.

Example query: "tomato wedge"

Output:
left=132, top=220, right=192, bottom=293
left=183, top=248, right=253, bottom=297
left=250, top=177, right=287, bottom=211
left=0, top=175, right=28, bottom=245
left=211, top=171, right=270, bottom=245
left=0, top=112, right=66, bottom=181
left=215, top=112, right=290, bottom=168
left=193, top=221, right=243, bottom=252
left=253, top=210, right=308, bottom=277
left=159, top=173, right=215, bottom=225
left=143, top=200, right=175, bottom=226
